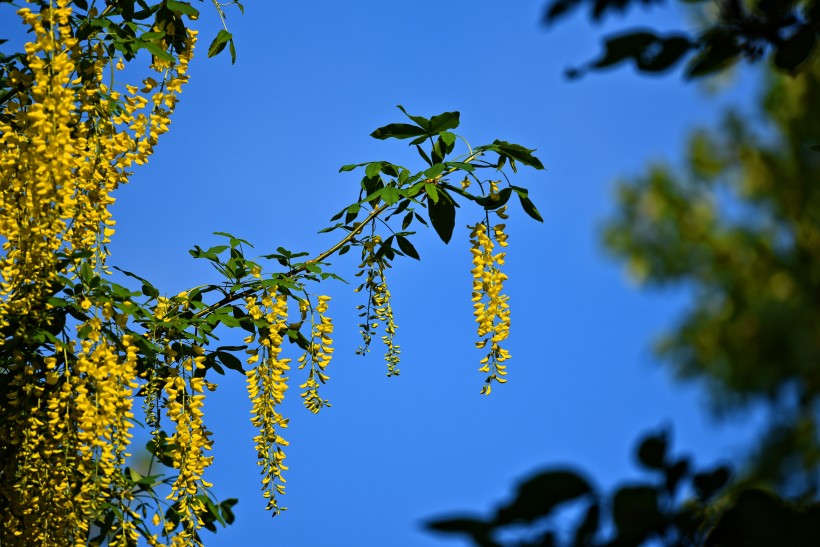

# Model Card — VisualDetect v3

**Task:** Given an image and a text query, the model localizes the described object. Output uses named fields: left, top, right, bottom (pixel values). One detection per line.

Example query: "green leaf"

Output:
left=166, top=0, right=199, bottom=18
left=339, top=162, right=367, bottom=172
left=476, top=187, right=512, bottom=210
left=518, top=194, right=543, bottom=222
left=208, top=30, right=233, bottom=58
left=416, top=144, right=433, bottom=166
left=365, top=162, right=382, bottom=178
left=396, top=104, right=431, bottom=130
left=371, top=123, right=426, bottom=140
left=424, top=163, right=446, bottom=179
left=396, top=236, right=420, bottom=260
left=428, top=111, right=460, bottom=134
left=428, top=190, right=456, bottom=244
left=381, top=186, right=401, bottom=206
left=425, top=183, right=439, bottom=203
left=140, top=41, right=175, bottom=63
left=215, top=351, right=244, bottom=373
left=492, top=140, right=545, bottom=170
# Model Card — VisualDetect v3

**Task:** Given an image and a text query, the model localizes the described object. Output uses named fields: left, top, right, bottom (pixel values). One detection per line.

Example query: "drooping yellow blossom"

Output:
left=298, top=295, right=334, bottom=413
left=469, top=208, right=512, bottom=394
left=245, top=290, right=291, bottom=514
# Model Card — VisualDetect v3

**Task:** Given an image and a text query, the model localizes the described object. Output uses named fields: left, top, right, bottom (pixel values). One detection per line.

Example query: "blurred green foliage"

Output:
left=543, top=0, right=820, bottom=79
left=426, top=429, right=820, bottom=546
left=603, top=59, right=820, bottom=492
left=427, top=23, right=820, bottom=547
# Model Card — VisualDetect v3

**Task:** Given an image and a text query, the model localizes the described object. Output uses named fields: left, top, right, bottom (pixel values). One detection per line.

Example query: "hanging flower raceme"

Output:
left=298, top=295, right=334, bottom=413
left=469, top=204, right=512, bottom=395
left=245, top=290, right=291, bottom=515
left=355, top=235, right=401, bottom=376
left=164, top=345, right=214, bottom=542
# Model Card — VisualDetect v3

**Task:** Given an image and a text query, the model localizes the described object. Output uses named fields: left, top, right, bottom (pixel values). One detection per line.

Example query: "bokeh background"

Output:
left=89, top=1, right=766, bottom=544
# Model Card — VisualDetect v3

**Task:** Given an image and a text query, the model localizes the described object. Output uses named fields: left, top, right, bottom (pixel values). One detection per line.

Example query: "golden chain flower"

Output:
left=469, top=203, right=512, bottom=395
left=245, top=290, right=291, bottom=515
left=298, top=295, right=334, bottom=413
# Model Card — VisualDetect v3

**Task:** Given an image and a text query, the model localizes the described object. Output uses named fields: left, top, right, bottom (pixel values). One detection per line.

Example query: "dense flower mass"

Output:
left=0, top=2, right=195, bottom=544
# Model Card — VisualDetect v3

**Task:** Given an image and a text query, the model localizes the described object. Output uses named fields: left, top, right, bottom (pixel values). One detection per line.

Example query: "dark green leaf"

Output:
left=140, top=40, right=175, bottom=62
left=428, top=190, right=456, bottom=244
left=428, top=111, right=460, bottom=134
left=396, top=104, right=430, bottom=130
left=396, top=236, right=420, bottom=260
left=166, top=0, right=199, bottom=18
left=492, top=140, right=545, bottom=170
left=425, top=183, right=439, bottom=203
left=208, top=30, right=233, bottom=58
left=424, top=163, right=446, bottom=179
left=371, top=123, right=426, bottom=140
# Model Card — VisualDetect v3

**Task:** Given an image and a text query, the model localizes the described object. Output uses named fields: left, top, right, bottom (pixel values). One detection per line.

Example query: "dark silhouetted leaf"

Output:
left=593, top=30, right=656, bottom=68
left=636, top=430, right=667, bottom=470
left=637, top=36, right=692, bottom=72
left=428, top=190, right=456, bottom=244
left=396, top=236, right=420, bottom=260
left=492, top=140, right=545, bottom=170
left=612, top=485, right=662, bottom=542
left=774, top=26, right=816, bottom=73
left=572, top=502, right=600, bottom=546
left=371, top=123, right=427, bottom=140
left=543, top=0, right=582, bottom=24
left=693, top=465, right=731, bottom=501
left=495, top=469, right=593, bottom=525
left=426, top=517, right=499, bottom=547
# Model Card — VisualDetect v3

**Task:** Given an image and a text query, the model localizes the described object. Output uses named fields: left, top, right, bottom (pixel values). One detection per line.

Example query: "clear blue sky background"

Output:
left=62, top=1, right=763, bottom=545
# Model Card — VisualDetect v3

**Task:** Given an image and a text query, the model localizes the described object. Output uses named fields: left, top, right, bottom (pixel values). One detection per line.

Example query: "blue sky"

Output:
left=90, top=1, right=768, bottom=545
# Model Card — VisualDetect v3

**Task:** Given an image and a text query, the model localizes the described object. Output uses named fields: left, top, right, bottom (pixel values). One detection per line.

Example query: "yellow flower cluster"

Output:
left=469, top=207, right=511, bottom=395
left=355, top=236, right=401, bottom=376
left=164, top=347, right=213, bottom=542
left=2, top=319, right=139, bottom=544
left=0, top=2, right=194, bottom=337
left=298, top=295, right=334, bottom=413
left=245, top=290, right=291, bottom=515
left=0, top=2, right=197, bottom=542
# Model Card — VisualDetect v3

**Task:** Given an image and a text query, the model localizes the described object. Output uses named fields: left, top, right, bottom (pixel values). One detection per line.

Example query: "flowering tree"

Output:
left=0, top=1, right=545, bottom=544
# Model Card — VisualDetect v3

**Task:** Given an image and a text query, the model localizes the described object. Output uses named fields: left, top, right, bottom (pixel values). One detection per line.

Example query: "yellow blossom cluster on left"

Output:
left=0, top=2, right=197, bottom=544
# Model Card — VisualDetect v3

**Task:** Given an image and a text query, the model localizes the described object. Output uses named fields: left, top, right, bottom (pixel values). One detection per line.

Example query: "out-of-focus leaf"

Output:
left=494, top=469, right=593, bottom=525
